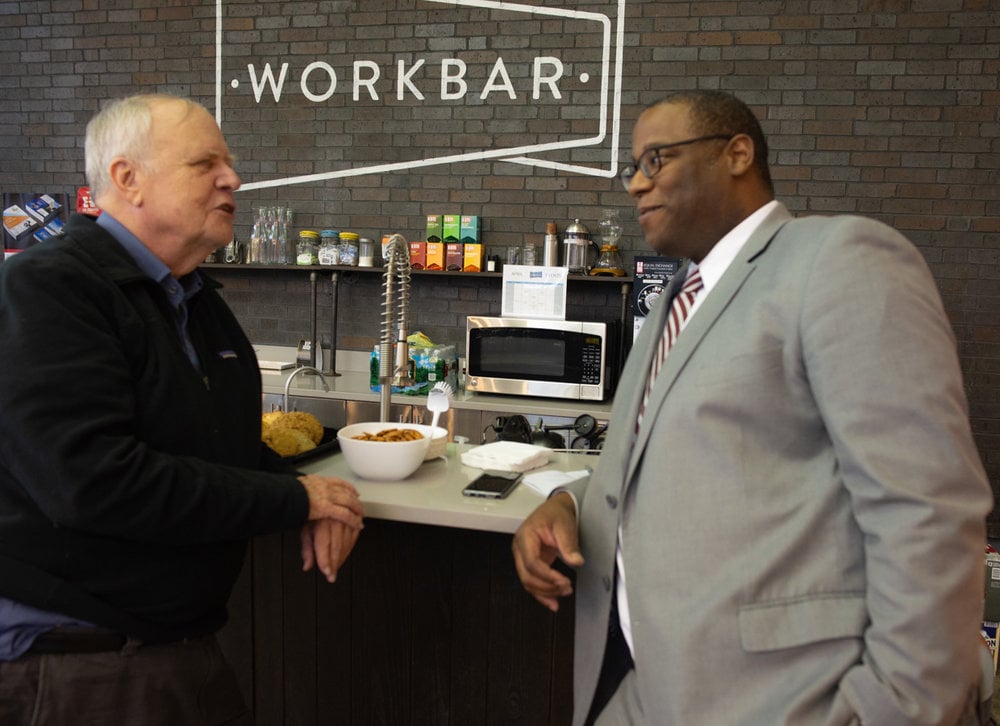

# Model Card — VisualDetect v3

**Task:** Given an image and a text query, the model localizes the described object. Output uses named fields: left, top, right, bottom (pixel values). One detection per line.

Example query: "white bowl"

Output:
left=424, top=425, right=448, bottom=460
left=337, top=422, right=432, bottom=480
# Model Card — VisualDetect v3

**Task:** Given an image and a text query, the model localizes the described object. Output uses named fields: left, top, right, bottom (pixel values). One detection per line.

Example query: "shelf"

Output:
left=201, top=263, right=633, bottom=283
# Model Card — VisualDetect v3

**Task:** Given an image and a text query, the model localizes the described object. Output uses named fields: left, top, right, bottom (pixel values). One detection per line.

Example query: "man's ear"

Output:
left=726, top=134, right=756, bottom=179
left=108, top=158, right=143, bottom=206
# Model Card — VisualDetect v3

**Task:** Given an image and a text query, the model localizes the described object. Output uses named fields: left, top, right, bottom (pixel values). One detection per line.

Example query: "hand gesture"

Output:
left=300, top=518, right=361, bottom=583
left=511, top=492, right=584, bottom=612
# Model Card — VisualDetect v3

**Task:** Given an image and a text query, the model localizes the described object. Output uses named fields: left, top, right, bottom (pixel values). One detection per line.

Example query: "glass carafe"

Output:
left=590, top=208, right=626, bottom=276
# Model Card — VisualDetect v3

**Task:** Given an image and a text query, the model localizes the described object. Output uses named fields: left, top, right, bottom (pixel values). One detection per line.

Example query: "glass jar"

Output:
left=358, top=237, right=375, bottom=267
left=318, top=230, right=340, bottom=265
left=296, top=230, right=320, bottom=265
left=339, top=231, right=360, bottom=266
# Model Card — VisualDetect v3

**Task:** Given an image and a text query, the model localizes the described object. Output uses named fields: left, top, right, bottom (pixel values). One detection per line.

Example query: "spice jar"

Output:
left=338, top=232, right=360, bottom=266
left=358, top=238, right=375, bottom=267
left=296, top=230, right=320, bottom=265
left=318, top=230, right=339, bottom=265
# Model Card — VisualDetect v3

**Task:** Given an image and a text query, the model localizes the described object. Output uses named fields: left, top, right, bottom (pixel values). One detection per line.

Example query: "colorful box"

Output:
left=425, top=214, right=443, bottom=243
left=445, top=243, right=464, bottom=271
left=460, top=215, right=479, bottom=244
left=462, top=243, right=483, bottom=272
left=443, top=214, right=461, bottom=243
left=425, top=242, right=444, bottom=271
left=3, top=204, right=38, bottom=242
left=409, top=241, right=427, bottom=270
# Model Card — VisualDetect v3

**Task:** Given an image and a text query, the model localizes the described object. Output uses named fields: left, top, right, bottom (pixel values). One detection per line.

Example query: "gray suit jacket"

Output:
left=567, top=203, right=992, bottom=725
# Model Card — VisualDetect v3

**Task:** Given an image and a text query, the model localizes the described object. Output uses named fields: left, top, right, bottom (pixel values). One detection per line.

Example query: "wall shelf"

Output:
left=200, top=262, right=633, bottom=283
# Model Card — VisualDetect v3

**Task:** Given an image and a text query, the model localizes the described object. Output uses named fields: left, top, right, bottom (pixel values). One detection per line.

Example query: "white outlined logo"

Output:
left=215, top=0, right=626, bottom=191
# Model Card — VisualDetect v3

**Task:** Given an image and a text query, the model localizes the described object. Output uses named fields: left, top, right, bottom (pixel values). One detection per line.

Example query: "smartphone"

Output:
left=462, top=470, right=523, bottom=499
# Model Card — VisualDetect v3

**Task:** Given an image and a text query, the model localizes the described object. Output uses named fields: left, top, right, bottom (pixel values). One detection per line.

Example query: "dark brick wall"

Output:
left=2, top=0, right=998, bottom=521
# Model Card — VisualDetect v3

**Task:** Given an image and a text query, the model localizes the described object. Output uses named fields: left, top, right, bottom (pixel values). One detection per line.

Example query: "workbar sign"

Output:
left=215, top=0, right=626, bottom=191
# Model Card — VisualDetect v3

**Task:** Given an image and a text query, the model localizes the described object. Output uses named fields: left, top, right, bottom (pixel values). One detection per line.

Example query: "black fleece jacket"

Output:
left=0, top=214, right=308, bottom=642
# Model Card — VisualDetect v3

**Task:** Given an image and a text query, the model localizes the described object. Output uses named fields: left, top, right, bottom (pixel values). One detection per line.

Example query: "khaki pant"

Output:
left=0, top=634, right=252, bottom=726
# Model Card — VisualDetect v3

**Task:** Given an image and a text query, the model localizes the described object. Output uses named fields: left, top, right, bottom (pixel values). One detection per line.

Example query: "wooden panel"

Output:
left=281, top=529, right=318, bottom=725
left=250, top=532, right=286, bottom=724
left=221, top=519, right=574, bottom=726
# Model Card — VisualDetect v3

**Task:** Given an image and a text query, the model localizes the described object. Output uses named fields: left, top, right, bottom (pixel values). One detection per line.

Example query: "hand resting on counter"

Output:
left=297, top=474, right=366, bottom=583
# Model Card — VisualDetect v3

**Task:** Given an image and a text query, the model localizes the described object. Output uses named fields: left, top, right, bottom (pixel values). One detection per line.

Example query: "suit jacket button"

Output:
left=605, top=494, right=618, bottom=509
left=602, top=576, right=612, bottom=592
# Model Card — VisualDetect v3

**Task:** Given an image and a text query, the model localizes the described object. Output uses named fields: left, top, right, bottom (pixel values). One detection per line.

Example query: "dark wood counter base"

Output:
left=219, top=519, right=575, bottom=725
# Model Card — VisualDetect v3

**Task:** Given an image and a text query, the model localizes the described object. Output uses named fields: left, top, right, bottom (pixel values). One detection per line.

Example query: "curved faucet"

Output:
left=379, top=233, right=414, bottom=422
left=284, top=365, right=330, bottom=411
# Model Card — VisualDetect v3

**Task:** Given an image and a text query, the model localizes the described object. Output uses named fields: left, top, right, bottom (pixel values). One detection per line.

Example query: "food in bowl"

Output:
left=352, top=427, right=424, bottom=442
left=337, top=422, right=432, bottom=480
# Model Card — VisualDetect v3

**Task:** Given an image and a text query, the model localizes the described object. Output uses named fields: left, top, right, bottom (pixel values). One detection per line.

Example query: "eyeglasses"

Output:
left=619, top=134, right=734, bottom=190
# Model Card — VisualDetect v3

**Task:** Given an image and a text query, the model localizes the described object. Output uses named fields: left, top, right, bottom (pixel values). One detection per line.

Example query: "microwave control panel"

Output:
left=581, top=340, right=603, bottom=384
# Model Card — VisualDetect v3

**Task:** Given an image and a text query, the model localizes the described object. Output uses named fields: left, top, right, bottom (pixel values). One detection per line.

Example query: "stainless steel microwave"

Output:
left=465, top=316, right=611, bottom=401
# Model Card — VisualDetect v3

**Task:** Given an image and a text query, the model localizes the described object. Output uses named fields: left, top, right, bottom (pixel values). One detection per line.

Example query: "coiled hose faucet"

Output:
left=379, top=233, right=414, bottom=422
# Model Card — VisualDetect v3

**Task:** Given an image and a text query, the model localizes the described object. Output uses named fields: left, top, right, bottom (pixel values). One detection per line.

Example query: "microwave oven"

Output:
left=465, top=316, right=613, bottom=401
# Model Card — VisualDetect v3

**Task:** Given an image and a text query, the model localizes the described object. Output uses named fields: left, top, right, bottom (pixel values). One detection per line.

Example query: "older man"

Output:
left=0, top=94, right=363, bottom=725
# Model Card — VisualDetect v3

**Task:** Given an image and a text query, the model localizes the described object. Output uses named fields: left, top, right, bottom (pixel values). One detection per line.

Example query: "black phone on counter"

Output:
left=462, top=470, right=523, bottom=499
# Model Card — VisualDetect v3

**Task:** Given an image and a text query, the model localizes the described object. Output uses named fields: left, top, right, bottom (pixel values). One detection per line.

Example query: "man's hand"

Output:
left=301, top=518, right=361, bottom=583
left=298, top=474, right=364, bottom=528
left=512, top=492, right=584, bottom=612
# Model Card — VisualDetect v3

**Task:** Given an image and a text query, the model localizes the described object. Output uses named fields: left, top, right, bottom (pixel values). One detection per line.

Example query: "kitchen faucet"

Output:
left=283, top=365, right=330, bottom=412
left=379, top=233, right=414, bottom=422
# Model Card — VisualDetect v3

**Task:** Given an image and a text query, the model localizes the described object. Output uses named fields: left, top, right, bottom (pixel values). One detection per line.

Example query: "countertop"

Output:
left=299, top=443, right=594, bottom=534
left=261, top=345, right=603, bottom=534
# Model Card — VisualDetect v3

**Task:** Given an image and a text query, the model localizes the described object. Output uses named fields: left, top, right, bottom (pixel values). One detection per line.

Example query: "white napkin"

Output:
left=460, top=441, right=553, bottom=473
left=523, top=469, right=590, bottom=496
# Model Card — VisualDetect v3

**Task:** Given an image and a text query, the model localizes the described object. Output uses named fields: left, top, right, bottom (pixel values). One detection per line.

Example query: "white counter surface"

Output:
left=259, top=345, right=604, bottom=534
left=299, top=443, right=594, bottom=534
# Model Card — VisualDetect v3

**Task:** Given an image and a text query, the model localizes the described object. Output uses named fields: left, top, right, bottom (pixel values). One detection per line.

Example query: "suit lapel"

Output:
left=625, top=204, right=794, bottom=483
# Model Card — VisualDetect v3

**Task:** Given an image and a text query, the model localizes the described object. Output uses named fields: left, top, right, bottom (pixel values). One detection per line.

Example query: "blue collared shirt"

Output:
left=97, top=212, right=204, bottom=369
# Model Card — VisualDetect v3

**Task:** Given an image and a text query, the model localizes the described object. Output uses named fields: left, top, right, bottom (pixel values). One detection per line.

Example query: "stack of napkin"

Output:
left=522, top=469, right=591, bottom=496
left=460, top=441, right=553, bottom=473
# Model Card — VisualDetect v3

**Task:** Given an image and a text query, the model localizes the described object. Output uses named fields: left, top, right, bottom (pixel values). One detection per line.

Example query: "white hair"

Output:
left=84, top=94, right=201, bottom=199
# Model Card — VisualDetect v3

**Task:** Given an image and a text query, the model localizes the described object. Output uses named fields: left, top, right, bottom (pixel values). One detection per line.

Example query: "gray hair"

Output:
left=84, top=94, right=200, bottom=198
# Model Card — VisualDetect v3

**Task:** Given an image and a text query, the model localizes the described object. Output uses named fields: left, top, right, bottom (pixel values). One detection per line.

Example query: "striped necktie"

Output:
left=636, top=268, right=704, bottom=428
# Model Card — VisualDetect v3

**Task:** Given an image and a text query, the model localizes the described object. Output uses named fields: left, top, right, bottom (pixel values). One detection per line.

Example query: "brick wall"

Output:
left=2, top=0, right=998, bottom=523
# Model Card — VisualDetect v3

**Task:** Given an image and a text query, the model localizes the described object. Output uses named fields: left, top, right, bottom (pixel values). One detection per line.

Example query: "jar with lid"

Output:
left=296, top=230, right=320, bottom=265
left=318, top=230, right=339, bottom=265
left=358, top=238, right=375, bottom=267
left=338, top=232, right=360, bottom=266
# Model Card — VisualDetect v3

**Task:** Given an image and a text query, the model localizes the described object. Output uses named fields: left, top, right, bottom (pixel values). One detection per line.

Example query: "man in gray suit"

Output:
left=512, top=90, right=993, bottom=725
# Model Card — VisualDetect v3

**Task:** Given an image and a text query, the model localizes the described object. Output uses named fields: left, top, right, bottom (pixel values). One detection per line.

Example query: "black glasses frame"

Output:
left=619, top=134, right=734, bottom=190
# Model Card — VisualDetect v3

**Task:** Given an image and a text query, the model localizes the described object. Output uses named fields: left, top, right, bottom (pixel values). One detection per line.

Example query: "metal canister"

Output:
left=543, top=222, right=559, bottom=266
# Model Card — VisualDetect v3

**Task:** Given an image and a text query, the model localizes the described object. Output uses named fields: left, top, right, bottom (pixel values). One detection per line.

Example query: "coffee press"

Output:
left=562, top=218, right=598, bottom=274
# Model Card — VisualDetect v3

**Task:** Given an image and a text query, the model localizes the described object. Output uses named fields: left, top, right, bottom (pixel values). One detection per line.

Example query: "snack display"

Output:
left=352, top=427, right=424, bottom=442
left=261, top=410, right=324, bottom=457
